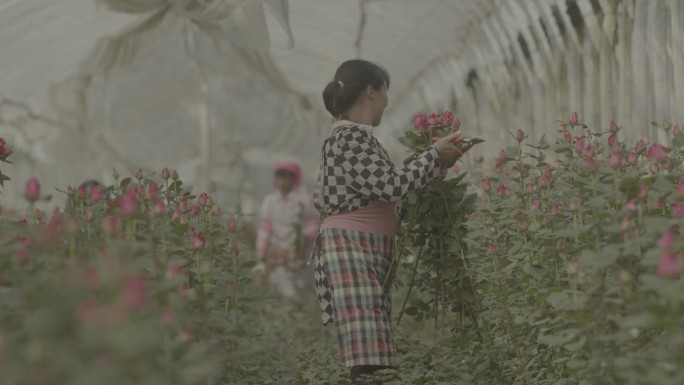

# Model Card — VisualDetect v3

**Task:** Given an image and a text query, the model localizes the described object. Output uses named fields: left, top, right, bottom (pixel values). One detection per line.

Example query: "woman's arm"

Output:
left=337, top=130, right=441, bottom=202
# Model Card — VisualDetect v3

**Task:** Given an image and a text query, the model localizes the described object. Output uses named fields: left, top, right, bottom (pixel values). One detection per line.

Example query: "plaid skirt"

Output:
left=312, top=228, right=396, bottom=367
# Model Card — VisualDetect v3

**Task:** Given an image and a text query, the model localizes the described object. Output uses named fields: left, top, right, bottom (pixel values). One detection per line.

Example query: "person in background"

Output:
left=255, top=161, right=319, bottom=298
left=313, top=59, right=465, bottom=384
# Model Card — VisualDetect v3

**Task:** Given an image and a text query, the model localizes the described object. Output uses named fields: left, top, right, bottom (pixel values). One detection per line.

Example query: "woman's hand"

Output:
left=432, top=132, right=466, bottom=168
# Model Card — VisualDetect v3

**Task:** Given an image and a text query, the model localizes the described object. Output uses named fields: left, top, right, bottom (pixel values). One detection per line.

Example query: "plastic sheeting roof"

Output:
left=0, top=0, right=498, bottom=210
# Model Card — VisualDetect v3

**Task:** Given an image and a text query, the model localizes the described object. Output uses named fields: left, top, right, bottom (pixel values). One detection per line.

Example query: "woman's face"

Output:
left=371, top=83, right=389, bottom=126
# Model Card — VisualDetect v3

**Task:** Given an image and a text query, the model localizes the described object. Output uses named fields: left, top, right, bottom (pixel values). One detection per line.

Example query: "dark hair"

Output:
left=322, top=59, right=390, bottom=118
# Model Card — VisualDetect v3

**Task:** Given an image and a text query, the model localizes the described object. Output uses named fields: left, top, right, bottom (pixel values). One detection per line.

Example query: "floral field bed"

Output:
left=0, top=113, right=683, bottom=385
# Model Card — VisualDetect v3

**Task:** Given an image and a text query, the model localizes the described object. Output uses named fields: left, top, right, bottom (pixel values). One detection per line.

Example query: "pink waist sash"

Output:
left=321, top=200, right=399, bottom=236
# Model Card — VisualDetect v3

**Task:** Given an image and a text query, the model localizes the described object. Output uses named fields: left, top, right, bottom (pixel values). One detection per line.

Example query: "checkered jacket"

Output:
left=313, top=120, right=442, bottom=217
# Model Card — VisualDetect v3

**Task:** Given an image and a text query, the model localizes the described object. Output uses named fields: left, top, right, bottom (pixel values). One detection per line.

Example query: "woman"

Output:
left=255, top=161, right=319, bottom=298
left=312, top=59, right=464, bottom=384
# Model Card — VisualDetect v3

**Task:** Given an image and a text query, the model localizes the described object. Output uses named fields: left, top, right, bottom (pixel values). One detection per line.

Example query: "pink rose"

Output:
left=627, top=152, right=638, bottom=166
left=198, top=192, right=210, bottom=206
left=227, top=218, right=237, bottom=232
left=487, top=243, right=497, bottom=254
left=672, top=202, right=684, bottom=219
left=609, top=120, right=619, bottom=133
left=657, top=252, right=679, bottom=278
left=90, top=186, right=105, bottom=202
left=122, top=277, right=146, bottom=310
left=453, top=117, right=462, bottom=129
left=24, top=178, right=41, bottom=202
left=608, top=134, right=617, bottom=148
left=608, top=152, right=623, bottom=168
left=564, top=131, right=572, bottom=143
left=634, top=139, right=646, bottom=150
left=190, top=231, right=205, bottom=249
left=153, top=201, right=165, bottom=216
left=515, top=129, right=525, bottom=142
left=673, top=124, right=682, bottom=136
left=676, top=180, right=684, bottom=198
left=413, top=114, right=428, bottom=132
left=582, top=157, right=598, bottom=172
left=442, top=111, right=454, bottom=126
left=189, top=205, right=200, bottom=217
left=171, top=208, right=182, bottom=221
left=530, top=201, right=542, bottom=211
left=120, top=190, right=139, bottom=216
left=659, top=228, right=676, bottom=250
left=426, top=113, right=440, bottom=126
left=171, top=169, right=179, bottom=180
left=625, top=200, right=638, bottom=212
left=147, top=183, right=160, bottom=200
left=496, top=184, right=510, bottom=197
left=481, top=177, right=491, bottom=192
left=569, top=112, right=579, bottom=125
left=161, top=167, right=170, bottom=180
left=645, top=143, right=667, bottom=161
left=134, top=169, right=144, bottom=180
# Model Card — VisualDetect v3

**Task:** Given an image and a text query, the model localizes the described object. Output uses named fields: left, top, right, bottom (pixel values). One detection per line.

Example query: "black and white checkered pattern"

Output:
left=313, top=121, right=441, bottom=217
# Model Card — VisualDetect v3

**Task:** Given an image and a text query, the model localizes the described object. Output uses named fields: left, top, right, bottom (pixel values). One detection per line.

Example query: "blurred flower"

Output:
left=581, top=157, right=598, bottom=172
left=657, top=252, right=679, bottom=278
left=121, top=277, right=146, bottom=310
left=189, top=205, right=200, bottom=217
left=170, top=264, right=182, bottom=277
left=442, top=111, right=454, bottom=126
left=227, top=218, right=237, bottom=232
left=426, top=113, right=440, bottom=126
left=653, top=198, right=665, bottom=209
left=24, top=178, right=40, bottom=202
left=673, top=124, right=682, bottom=136
left=0, top=138, right=12, bottom=161
left=76, top=300, right=101, bottom=326
left=625, top=200, right=638, bottom=212
left=519, top=221, right=528, bottom=231
left=171, top=169, right=179, bottom=180
left=453, top=117, right=462, bottom=129
left=608, top=152, right=623, bottom=168
left=481, top=177, right=491, bottom=192
left=530, top=201, right=542, bottom=211
left=627, top=152, right=638, bottom=166
left=574, top=137, right=585, bottom=155
left=515, top=129, right=525, bottom=142
left=496, top=184, right=510, bottom=197
left=177, top=283, right=188, bottom=297
left=567, top=260, right=580, bottom=275
left=672, top=202, right=684, bottom=219
left=487, top=243, right=497, bottom=254
left=85, top=267, right=99, bottom=290
left=147, top=183, right=160, bottom=200
left=226, top=281, right=234, bottom=290
left=171, top=208, right=182, bottom=221
left=659, top=228, right=676, bottom=250
left=608, top=134, right=617, bottom=148
left=645, top=143, right=667, bottom=160
left=179, top=326, right=193, bottom=343
left=413, top=114, right=428, bottom=132
left=676, top=180, right=684, bottom=198
left=189, top=228, right=206, bottom=249
left=101, top=216, right=120, bottom=235
left=526, top=183, right=535, bottom=193
left=15, top=236, right=31, bottom=263
left=551, top=204, right=560, bottom=215
left=153, top=201, right=165, bottom=216
left=569, top=112, right=579, bottom=125
left=539, top=176, right=549, bottom=187
left=90, top=186, right=105, bottom=202
left=564, top=131, right=572, bottom=143
left=161, top=167, right=171, bottom=180
left=634, top=139, right=646, bottom=150
left=163, top=308, right=176, bottom=325
left=198, top=192, right=210, bottom=206
left=134, top=169, right=144, bottom=180
left=610, top=120, right=620, bottom=133
left=120, top=189, right=139, bottom=216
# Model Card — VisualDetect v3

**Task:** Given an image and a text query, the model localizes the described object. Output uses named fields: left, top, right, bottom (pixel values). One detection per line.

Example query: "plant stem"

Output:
left=397, top=245, right=423, bottom=325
